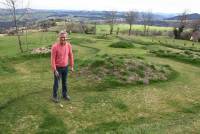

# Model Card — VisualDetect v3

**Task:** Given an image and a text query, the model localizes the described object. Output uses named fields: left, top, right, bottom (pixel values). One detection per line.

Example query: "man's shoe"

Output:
left=52, top=97, right=59, bottom=103
left=63, top=95, right=70, bottom=101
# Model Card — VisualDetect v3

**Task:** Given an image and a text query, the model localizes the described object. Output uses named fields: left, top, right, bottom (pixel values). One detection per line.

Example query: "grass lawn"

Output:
left=0, top=32, right=57, bottom=57
left=0, top=32, right=200, bottom=133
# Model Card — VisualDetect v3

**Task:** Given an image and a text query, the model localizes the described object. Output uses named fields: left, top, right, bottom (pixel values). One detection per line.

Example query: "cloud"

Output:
left=12, top=0, right=200, bottom=13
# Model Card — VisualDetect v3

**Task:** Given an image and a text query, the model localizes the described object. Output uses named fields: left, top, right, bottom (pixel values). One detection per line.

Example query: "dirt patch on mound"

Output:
left=78, top=54, right=174, bottom=85
left=31, top=46, right=51, bottom=54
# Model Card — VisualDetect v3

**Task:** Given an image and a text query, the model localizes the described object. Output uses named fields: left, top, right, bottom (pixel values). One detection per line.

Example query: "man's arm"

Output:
left=68, top=44, right=74, bottom=71
left=51, top=45, right=57, bottom=72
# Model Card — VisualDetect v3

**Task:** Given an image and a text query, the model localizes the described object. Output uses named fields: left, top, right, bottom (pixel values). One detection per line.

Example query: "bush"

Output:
left=90, top=59, right=105, bottom=68
left=180, top=31, right=192, bottom=40
left=110, top=41, right=134, bottom=48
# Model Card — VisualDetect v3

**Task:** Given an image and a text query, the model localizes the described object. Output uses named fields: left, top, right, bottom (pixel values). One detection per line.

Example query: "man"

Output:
left=51, top=31, right=74, bottom=103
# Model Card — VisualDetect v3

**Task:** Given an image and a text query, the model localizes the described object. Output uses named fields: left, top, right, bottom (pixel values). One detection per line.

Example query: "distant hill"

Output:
left=0, top=8, right=176, bottom=22
left=0, top=8, right=178, bottom=29
left=166, top=13, right=200, bottom=20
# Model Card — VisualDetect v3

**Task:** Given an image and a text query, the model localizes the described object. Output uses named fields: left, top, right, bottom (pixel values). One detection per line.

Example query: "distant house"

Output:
left=190, top=30, right=200, bottom=42
left=6, top=27, right=26, bottom=35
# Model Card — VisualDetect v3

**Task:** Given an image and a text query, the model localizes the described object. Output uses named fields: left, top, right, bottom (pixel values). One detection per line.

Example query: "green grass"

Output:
left=36, top=111, right=68, bottom=134
left=150, top=49, right=200, bottom=66
left=0, top=32, right=200, bottom=133
left=0, top=32, right=57, bottom=57
left=109, top=40, right=135, bottom=48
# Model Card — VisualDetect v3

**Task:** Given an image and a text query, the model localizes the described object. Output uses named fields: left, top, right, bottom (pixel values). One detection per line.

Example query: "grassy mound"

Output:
left=110, top=41, right=134, bottom=48
left=120, top=37, right=200, bottom=52
left=79, top=54, right=175, bottom=86
left=150, top=49, right=200, bottom=66
left=95, top=34, right=113, bottom=40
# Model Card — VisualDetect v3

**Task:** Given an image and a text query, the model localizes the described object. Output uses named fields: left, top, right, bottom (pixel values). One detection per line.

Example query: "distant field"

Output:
left=96, top=24, right=173, bottom=34
left=54, top=22, right=173, bottom=34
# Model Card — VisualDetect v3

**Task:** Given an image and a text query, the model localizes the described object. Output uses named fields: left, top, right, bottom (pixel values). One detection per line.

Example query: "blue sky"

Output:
left=1, top=0, right=200, bottom=13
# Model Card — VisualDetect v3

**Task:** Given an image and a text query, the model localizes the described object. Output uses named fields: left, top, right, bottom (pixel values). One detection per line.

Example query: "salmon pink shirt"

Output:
left=51, top=42, right=74, bottom=71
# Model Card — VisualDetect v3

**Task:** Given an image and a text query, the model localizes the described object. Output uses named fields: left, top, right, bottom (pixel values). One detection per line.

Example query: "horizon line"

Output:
left=1, top=8, right=199, bottom=15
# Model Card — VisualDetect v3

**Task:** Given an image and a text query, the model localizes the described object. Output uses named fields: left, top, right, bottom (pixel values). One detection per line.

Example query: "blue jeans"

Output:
left=53, top=66, right=68, bottom=98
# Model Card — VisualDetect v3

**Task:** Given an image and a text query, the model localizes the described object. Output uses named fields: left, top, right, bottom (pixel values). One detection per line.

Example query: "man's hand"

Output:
left=54, top=70, right=60, bottom=79
left=71, top=67, right=74, bottom=72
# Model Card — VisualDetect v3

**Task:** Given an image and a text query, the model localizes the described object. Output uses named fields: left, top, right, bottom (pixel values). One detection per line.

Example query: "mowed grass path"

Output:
left=0, top=33, right=200, bottom=133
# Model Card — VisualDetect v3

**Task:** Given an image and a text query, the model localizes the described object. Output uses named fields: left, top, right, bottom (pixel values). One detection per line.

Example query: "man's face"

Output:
left=60, top=34, right=67, bottom=44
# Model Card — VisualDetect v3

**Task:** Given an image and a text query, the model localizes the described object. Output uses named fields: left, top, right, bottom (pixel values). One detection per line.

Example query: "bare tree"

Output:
left=80, top=21, right=86, bottom=33
left=63, top=17, right=72, bottom=34
left=93, top=22, right=97, bottom=35
left=191, top=19, right=200, bottom=31
left=0, top=0, right=30, bottom=52
left=173, top=10, right=189, bottom=39
left=22, top=8, right=33, bottom=51
left=178, top=10, right=188, bottom=28
left=64, top=17, right=67, bottom=32
left=141, top=11, right=153, bottom=36
left=105, top=10, right=117, bottom=35
left=116, top=27, right=120, bottom=36
left=125, top=10, right=138, bottom=36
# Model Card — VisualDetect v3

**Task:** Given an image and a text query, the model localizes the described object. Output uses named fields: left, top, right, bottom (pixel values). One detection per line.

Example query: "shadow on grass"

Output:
left=0, top=89, right=46, bottom=111
left=36, top=110, right=68, bottom=134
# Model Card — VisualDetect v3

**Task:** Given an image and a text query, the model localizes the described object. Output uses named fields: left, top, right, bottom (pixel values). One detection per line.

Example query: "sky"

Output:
left=1, top=0, right=200, bottom=13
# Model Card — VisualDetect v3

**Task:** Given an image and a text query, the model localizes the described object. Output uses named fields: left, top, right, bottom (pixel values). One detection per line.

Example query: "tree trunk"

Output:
left=144, top=25, right=147, bottom=36
left=129, top=24, right=132, bottom=36
left=110, top=24, right=113, bottom=35
left=26, top=26, right=28, bottom=51
left=94, top=22, right=97, bottom=35
left=147, top=26, right=150, bottom=36
left=13, top=5, right=23, bottom=53
left=116, top=27, right=119, bottom=36
left=16, top=33, right=23, bottom=52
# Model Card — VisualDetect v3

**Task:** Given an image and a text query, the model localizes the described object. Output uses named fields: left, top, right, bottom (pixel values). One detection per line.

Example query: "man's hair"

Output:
left=59, top=31, right=68, bottom=37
